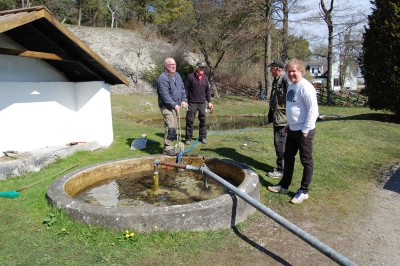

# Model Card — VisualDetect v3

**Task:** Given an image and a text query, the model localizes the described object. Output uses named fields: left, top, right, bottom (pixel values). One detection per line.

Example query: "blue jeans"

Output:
left=260, top=90, right=265, bottom=100
left=279, top=128, right=315, bottom=193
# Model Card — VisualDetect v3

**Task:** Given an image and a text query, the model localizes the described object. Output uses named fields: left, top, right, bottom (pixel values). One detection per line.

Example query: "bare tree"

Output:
left=21, top=0, right=30, bottom=8
left=264, top=0, right=273, bottom=100
left=106, top=0, right=118, bottom=28
left=337, top=28, right=363, bottom=90
left=76, top=0, right=83, bottom=26
left=311, top=0, right=368, bottom=103
left=246, top=0, right=276, bottom=100
left=319, top=0, right=335, bottom=103
left=276, top=0, right=302, bottom=62
left=264, top=0, right=302, bottom=98
left=281, top=0, right=289, bottom=62
left=173, top=1, right=253, bottom=98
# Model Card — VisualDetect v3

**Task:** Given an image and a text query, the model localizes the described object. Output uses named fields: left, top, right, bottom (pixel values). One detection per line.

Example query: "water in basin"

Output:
left=74, top=168, right=237, bottom=207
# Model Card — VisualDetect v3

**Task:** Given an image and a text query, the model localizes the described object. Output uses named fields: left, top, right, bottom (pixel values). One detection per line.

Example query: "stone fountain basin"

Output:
left=46, top=155, right=260, bottom=232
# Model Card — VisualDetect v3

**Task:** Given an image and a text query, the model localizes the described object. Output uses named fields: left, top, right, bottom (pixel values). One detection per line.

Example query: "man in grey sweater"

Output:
left=156, top=57, right=188, bottom=156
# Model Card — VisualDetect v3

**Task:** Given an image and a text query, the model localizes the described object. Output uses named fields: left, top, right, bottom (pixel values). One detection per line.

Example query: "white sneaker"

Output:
left=267, top=184, right=289, bottom=194
left=268, top=169, right=283, bottom=178
left=290, top=190, right=309, bottom=204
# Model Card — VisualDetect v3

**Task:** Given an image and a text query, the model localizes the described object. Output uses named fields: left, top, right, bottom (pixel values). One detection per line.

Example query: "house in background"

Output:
left=306, top=61, right=327, bottom=89
left=319, top=61, right=359, bottom=91
left=0, top=6, right=129, bottom=155
left=306, top=61, right=359, bottom=91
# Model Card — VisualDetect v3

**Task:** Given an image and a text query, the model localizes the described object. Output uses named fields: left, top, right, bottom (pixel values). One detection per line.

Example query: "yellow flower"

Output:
left=111, top=242, right=115, bottom=246
left=125, top=230, right=129, bottom=234
left=125, top=233, right=129, bottom=238
left=62, top=228, right=67, bottom=232
left=130, top=233, right=134, bottom=237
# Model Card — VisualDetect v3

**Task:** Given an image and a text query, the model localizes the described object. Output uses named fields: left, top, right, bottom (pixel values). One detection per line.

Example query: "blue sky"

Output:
left=289, top=0, right=373, bottom=46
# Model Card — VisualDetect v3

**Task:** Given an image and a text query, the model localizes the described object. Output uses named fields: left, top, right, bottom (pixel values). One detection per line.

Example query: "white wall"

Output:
left=75, top=82, right=114, bottom=148
left=331, top=62, right=358, bottom=91
left=0, top=81, right=113, bottom=153
left=0, top=34, right=69, bottom=82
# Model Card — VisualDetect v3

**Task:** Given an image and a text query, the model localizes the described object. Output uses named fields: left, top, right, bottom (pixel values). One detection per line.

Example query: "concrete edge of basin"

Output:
left=46, top=155, right=260, bottom=233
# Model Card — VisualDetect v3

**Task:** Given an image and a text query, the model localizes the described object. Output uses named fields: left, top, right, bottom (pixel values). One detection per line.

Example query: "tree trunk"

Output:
left=320, top=0, right=335, bottom=104
left=282, top=0, right=289, bottom=62
left=264, top=0, right=272, bottom=101
left=327, top=19, right=334, bottom=102
left=78, top=5, right=81, bottom=26
left=209, top=70, right=219, bottom=98
left=107, top=0, right=117, bottom=28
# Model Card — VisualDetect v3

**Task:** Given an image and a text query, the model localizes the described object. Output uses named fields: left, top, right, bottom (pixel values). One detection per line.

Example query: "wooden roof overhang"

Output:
left=0, top=6, right=129, bottom=85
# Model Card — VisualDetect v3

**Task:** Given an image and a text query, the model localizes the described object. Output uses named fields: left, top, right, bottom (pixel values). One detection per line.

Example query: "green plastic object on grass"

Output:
left=0, top=164, right=78, bottom=199
left=0, top=191, right=21, bottom=199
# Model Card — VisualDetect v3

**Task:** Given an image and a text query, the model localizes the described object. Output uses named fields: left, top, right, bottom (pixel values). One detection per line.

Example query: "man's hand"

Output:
left=283, top=126, right=289, bottom=134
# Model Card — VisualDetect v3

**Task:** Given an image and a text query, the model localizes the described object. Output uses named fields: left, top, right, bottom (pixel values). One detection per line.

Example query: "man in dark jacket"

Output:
left=156, top=57, right=188, bottom=156
left=267, top=59, right=289, bottom=178
left=184, top=62, right=213, bottom=145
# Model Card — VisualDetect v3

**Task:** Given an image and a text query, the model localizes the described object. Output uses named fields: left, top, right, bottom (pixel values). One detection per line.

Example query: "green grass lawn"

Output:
left=1, top=94, right=399, bottom=265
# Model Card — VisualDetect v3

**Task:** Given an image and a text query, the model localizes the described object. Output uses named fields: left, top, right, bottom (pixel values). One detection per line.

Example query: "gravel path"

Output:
left=230, top=162, right=400, bottom=266
left=348, top=162, right=400, bottom=265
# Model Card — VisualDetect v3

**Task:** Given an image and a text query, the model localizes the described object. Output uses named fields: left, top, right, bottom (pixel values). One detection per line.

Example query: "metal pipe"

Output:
left=153, top=160, right=357, bottom=265
left=153, top=160, right=200, bottom=175
left=198, top=164, right=357, bottom=266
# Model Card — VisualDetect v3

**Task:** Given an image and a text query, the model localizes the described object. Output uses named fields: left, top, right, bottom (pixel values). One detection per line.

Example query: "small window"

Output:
left=334, top=78, right=340, bottom=86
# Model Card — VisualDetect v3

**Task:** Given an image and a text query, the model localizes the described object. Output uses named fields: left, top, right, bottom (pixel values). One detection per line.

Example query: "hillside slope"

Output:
left=66, top=25, right=198, bottom=95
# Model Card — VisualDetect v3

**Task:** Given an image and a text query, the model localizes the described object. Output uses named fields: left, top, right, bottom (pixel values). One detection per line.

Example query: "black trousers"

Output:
left=273, top=125, right=286, bottom=171
left=185, top=102, right=207, bottom=140
left=280, top=128, right=315, bottom=193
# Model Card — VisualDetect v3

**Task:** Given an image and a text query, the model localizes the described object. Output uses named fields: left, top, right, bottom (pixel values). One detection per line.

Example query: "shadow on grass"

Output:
left=227, top=191, right=290, bottom=264
left=202, top=147, right=275, bottom=189
left=334, top=113, right=400, bottom=124
left=232, top=226, right=291, bottom=265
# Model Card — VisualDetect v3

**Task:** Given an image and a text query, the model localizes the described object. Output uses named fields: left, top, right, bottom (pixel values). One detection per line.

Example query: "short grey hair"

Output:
left=286, top=58, right=305, bottom=73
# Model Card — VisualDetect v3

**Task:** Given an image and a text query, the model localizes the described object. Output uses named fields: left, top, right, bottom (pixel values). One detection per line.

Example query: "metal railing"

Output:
left=153, top=160, right=358, bottom=266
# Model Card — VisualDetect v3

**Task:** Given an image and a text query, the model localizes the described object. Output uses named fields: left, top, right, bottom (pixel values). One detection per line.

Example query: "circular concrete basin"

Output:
left=46, top=155, right=260, bottom=232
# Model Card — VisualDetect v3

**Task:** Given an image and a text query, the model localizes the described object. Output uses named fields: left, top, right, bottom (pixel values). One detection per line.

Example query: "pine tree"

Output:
left=360, top=0, right=400, bottom=117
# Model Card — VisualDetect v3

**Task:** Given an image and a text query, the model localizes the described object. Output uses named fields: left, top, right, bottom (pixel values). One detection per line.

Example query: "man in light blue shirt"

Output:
left=268, top=58, right=319, bottom=204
